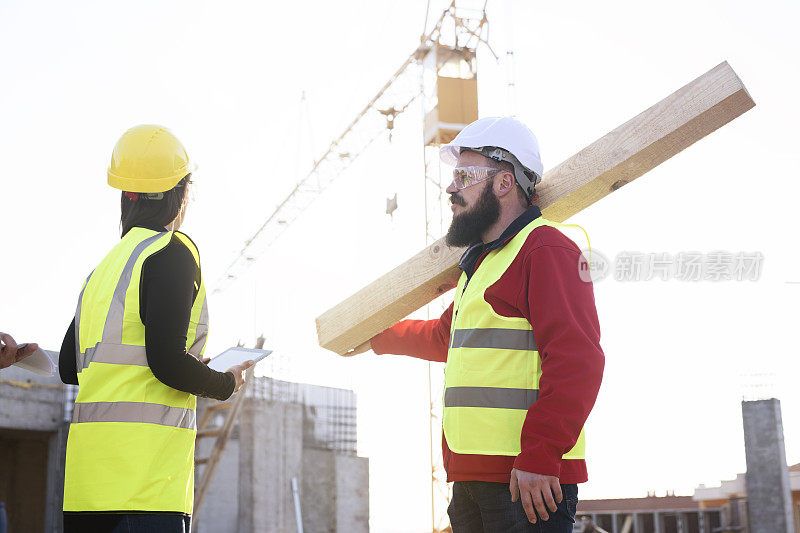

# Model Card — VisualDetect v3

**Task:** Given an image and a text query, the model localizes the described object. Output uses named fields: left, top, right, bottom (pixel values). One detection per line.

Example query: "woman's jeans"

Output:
left=63, top=513, right=191, bottom=533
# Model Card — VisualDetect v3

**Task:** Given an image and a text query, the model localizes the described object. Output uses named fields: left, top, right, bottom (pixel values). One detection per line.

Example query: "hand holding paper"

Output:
left=0, top=332, right=40, bottom=370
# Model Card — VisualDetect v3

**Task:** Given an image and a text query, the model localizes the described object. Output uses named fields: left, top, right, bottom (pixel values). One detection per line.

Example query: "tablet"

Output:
left=207, top=347, right=272, bottom=372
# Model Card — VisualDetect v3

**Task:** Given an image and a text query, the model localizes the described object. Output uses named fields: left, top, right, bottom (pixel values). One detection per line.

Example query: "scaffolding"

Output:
left=65, top=375, right=357, bottom=456
left=247, top=376, right=358, bottom=455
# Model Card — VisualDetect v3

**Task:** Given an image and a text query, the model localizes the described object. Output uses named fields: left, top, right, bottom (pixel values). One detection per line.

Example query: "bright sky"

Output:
left=2, top=1, right=799, bottom=531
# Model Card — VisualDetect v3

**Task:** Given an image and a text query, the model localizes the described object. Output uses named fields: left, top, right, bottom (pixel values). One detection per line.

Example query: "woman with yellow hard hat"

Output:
left=57, top=125, right=252, bottom=533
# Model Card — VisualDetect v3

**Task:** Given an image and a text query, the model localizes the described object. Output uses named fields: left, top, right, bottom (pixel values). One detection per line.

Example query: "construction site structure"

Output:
left=193, top=337, right=266, bottom=521
left=0, top=363, right=65, bottom=533
left=194, top=375, right=366, bottom=533
left=576, top=495, right=724, bottom=533
left=0, top=361, right=367, bottom=533
left=193, top=367, right=254, bottom=523
left=421, top=44, right=479, bottom=148
left=576, top=399, right=800, bottom=533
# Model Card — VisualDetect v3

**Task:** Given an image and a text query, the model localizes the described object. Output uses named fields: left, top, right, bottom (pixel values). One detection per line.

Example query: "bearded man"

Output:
left=347, top=117, right=605, bottom=532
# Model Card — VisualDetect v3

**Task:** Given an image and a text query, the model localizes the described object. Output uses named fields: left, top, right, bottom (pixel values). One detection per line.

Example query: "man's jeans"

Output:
left=448, top=481, right=578, bottom=533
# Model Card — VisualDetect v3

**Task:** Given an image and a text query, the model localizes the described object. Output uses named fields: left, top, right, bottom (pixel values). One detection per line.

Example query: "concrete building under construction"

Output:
left=575, top=399, right=798, bottom=533
left=0, top=364, right=368, bottom=533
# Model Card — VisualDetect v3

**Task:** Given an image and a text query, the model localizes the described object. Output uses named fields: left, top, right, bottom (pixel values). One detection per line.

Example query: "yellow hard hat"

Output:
left=107, top=125, right=191, bottom=193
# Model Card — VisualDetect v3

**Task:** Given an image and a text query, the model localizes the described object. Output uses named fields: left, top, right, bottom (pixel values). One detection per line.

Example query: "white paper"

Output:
left=207, top=347, right=271, bottom=372
left=14, top=348, right=57, bottom=377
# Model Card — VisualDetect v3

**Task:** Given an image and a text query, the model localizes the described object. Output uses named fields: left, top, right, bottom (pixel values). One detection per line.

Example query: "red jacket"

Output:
left=371, top=209, right=605, bottom=485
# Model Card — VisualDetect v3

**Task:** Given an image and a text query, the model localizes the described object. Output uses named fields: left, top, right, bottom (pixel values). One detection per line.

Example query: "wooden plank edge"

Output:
left=540, top=61, right=755, bottom=222
left=316, top=241, right=462, bottom=354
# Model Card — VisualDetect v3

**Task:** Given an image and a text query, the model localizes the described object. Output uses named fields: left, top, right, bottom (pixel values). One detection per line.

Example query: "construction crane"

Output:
left=419, top=6, right=492, bottom=531
left=213, top=2, right=496, bottom=531
left=213, top=1, right=493, bottom=294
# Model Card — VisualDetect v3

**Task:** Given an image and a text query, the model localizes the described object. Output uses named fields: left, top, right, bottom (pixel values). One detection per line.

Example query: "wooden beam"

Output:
left=316, top=61, right=755, bottom=355
left=318, top=239, right=464, bottom=355
left=537, top=61, right=754, bottom=222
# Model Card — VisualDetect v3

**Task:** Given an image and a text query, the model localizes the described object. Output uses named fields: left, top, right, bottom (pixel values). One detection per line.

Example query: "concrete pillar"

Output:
left=677, top=512, right=686, bottom=533
left=302, top=449, right=369, bottom=533
left=333, top=454, right=369, bottom=533
left=654, top=511, right=663, bottom=533
left=742, top=399, right=795, bottom=533
left=44, top=423, right=68, bottom=533
left=301, top=449, right=335, bottom=533
left=194, top=437, right=240, bottom=533
left=238, top=400, right=304, bottom=533
left=612, top=512, right=623, bottom=533
left=633, top=512, right=641, bottom=533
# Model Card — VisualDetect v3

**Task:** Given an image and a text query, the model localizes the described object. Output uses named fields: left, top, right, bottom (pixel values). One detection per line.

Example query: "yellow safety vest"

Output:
left=443, top=217, right=586, bottom=459
left=64, top=227, right=209, bottom=513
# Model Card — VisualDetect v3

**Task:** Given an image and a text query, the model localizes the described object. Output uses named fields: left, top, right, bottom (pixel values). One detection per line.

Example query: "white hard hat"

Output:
left=440, top=117, right=544, bottom=200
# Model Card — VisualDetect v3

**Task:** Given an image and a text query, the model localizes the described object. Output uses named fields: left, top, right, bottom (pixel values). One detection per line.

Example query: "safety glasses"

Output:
left=451, top=166, right=503, bottom=190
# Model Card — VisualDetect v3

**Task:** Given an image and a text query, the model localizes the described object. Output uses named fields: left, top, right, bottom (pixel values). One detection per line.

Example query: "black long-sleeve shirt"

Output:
left=59, top=225, right=235, bottom=400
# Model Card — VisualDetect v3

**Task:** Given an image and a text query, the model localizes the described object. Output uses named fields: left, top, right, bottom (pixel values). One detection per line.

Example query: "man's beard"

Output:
left=445, top=182, right=501, bottom=247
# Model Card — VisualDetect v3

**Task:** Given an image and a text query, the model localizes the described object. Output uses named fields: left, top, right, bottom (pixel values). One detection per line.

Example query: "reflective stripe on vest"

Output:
left=445, top=387, right=539, bottom=410
left=451, top=328, right=537, bottom=351
left=72, top=401, right=197, bottom=429
left=64, top=228, right=208, bottom=514
left=443, top=217, right=587, bottom=459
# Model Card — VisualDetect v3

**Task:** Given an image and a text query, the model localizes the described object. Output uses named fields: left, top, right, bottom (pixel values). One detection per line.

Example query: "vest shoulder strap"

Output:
left=536, top=218, right=592, bottom=265
left=172, top=231, right=202, bottom=291
left=172, top=231, right=201, bottom=267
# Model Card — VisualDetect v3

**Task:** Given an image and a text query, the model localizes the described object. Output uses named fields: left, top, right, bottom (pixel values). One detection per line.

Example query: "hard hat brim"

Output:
left=439, top=144, right=460, bottom=167
left=108, top=170, right=187, bottom=193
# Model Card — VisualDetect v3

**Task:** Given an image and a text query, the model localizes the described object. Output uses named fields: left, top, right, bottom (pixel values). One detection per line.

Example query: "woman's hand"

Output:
left=226, top=360, right=255, bottom=392
left=0, top=332, right=38, bottom=370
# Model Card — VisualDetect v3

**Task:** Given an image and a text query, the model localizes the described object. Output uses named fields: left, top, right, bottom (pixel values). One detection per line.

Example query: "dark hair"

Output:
left=464, top=149, right=530, bottom=207
left=120, top=174, right=191, bottom=235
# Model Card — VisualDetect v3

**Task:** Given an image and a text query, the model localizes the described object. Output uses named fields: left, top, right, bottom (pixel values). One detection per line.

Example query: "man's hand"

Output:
left=510, top=468, right=562, bottom=524
left=226, top=360, right=254, bottom=392
left=0, top=332, right=38, bottom=370
left=342, top=340, right=371, bottom=357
